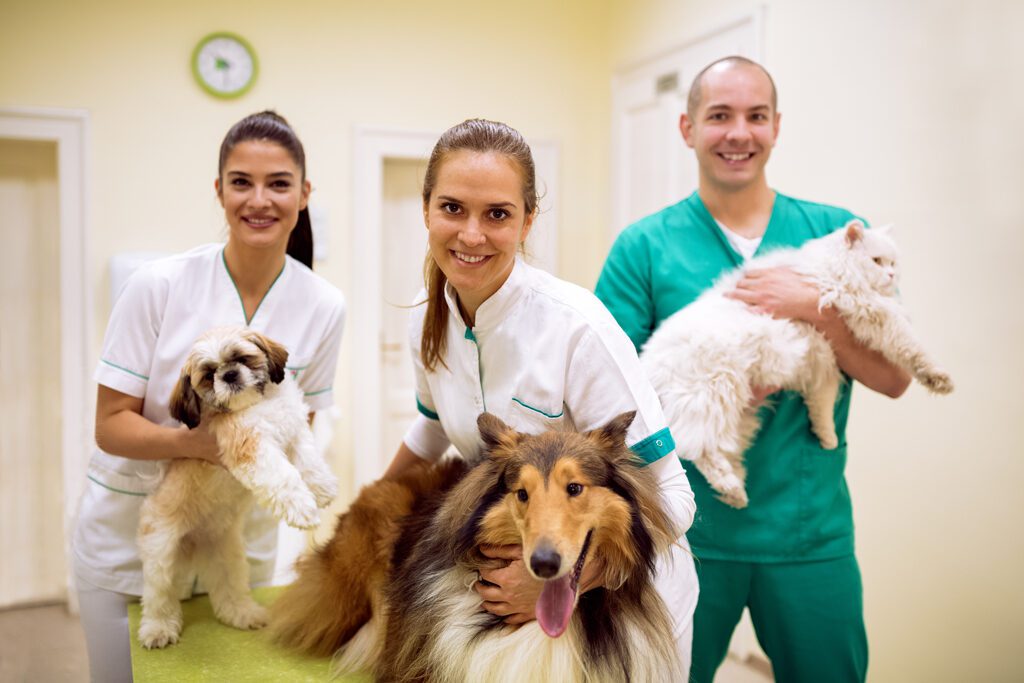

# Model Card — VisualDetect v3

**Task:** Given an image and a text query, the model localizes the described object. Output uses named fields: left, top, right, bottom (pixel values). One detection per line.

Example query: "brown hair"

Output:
left=218, top=110, right=314, bottom=269
left=686, top=56, right=778, bottom=120
left=420, top=119, right=539, bottom=372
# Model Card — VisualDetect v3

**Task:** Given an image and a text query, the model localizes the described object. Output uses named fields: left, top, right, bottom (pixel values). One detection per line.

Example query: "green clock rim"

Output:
left=191, top=31, right=259, bottom=99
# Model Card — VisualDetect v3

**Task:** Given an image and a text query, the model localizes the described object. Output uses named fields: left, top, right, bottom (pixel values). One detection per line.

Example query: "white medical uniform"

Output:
left=72, top=243, right=346, bottom=597
left=402, top=258, right=698, bottom=675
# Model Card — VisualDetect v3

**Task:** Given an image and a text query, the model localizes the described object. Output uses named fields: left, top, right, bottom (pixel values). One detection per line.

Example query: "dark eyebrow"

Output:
left=225, top=170, right=295, bottom=178
left=435, top=195, right=517, bottom=209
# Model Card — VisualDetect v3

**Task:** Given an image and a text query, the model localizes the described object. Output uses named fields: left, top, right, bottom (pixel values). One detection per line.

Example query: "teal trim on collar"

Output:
left=86, top=474, right=147, bottom=497
left=304, top=387, right=331, bottom=397
left=416, top=397, right=440, bottom=420
left=629, top=428, right=675, bottom=465
left=100, top=359, right=149, bottom=381
left=512, top=398, right=564, bottom=419
left=221, top=247, right=286, bottom=325
left=464, top=327, right=476, bottom=341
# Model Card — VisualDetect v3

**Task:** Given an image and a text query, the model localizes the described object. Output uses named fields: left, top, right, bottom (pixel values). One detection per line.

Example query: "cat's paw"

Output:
left=139, top=617, right=182, bottom=649
left=817, top=433, right=839, bottom=450
left=715, top=473, right=748, bottom=509
left=919, top=369, right=954, bottom=395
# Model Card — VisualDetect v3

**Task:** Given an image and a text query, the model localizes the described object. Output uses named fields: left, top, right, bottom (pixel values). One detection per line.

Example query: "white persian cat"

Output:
left=641, top=221, right=953, bottom=509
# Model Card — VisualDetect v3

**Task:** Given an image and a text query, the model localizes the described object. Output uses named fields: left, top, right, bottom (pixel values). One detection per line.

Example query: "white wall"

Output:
left=607, top=1, right=1024, bottom=680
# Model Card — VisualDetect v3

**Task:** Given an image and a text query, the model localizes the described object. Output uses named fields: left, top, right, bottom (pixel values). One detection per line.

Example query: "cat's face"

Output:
left=845, top=223, right=900, bottom=295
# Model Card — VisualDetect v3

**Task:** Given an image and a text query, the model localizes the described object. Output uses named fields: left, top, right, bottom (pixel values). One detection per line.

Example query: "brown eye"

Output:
left=516, top=489, right=528, bottom=503
left=873, top=257, right=883, bottom=265
left=566, top=483, right=583, bottom=497
left=204, top=370, right=215, bottom=381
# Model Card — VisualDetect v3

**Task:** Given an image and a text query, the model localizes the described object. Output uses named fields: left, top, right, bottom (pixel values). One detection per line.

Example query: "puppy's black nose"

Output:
left=222, top=370, right=239, bottom=384
left=530, top=547, right=562, bottom=579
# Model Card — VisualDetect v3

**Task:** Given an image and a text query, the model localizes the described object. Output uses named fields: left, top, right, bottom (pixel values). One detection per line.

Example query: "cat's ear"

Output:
left=844, top=220, right=866, bottom=247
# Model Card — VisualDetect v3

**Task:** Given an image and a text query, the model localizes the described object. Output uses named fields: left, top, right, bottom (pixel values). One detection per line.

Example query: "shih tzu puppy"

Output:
left=137, top=326, right=338, bottom=649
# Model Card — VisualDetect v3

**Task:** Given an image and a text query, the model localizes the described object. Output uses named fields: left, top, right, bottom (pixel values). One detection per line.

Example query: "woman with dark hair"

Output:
left=71, top=111, right=345, bottom=681
left=382, top=118, right=698, bottom=676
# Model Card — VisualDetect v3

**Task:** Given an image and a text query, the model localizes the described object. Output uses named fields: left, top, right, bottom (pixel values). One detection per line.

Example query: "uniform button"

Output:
left=656, top=440, right=663, bottom=447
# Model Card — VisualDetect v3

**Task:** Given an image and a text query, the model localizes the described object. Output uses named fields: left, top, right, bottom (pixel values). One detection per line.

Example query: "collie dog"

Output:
left=137, top=327, right=337, bottom=648
left=270, top=411, right=680, bottom=682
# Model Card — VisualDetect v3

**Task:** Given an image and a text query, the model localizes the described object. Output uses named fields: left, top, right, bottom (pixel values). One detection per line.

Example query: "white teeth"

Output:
left=454, top=252, right=486, bottom=263
left=722, top=153, right=752, bottom=161
left=246, top=217, right=274, bottom=225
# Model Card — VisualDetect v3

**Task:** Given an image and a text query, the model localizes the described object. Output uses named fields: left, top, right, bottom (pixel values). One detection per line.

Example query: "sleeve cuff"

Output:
left=95, top=360, right=148, bottom=398
left=416, top=396, right=440, bottom=420
left=628, top=427, right=675, bottom=465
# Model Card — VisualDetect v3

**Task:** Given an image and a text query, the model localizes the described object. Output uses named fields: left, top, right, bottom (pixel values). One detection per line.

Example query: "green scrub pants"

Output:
left=690, top=555, right=868, bottom=683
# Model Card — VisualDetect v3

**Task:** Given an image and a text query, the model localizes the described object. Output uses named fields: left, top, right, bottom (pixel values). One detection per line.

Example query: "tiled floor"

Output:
left=0, top=602, right=771, bottom=682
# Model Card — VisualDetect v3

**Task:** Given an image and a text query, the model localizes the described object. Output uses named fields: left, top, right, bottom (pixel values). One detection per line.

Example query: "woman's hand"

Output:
left=475, top=545, right=543, bottom=625
left=178, top=421, right=222, bottom=466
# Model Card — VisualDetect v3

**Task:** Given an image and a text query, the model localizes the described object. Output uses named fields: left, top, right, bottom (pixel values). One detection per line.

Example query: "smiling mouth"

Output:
left=535, top=529, right=593, bottom=638
left=243, top=216, right=276, bottom=228
left=452, top=251, right=489, bottom=264
left=719, top=152, right=754, bottom=162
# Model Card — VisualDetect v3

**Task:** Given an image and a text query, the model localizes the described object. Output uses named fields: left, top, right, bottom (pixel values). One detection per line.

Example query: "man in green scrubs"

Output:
left=595, top=56, right=912, bottom=682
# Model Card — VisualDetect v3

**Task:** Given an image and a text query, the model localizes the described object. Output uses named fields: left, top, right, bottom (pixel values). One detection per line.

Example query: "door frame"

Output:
left=610, top=7, right=766, bottom=237
left=350, top=127, right=560, bottom=491
left=0, top=106, right=93, bottom=604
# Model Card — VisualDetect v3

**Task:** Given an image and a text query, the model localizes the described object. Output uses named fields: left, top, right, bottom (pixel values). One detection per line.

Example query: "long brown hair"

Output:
left=420, top=119, right=539, bottom=372
left=218, top=110, right=314, bottom=269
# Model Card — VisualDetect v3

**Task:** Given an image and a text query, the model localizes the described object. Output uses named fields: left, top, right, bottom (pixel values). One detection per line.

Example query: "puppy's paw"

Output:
left=919, top=369, right=954, bottom=395
left=307, top=474, right=338, bottom=509
left=280, top=492, right=320, bottom=530
left=217, top=600, right=269, bottom=631
left=138, top=617, right=182, bottom=649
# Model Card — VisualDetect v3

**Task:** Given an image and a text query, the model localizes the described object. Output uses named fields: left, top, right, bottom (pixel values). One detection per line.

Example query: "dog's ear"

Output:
left=588, top=411, right=636, bottom=451
left=246, top=330, right=290, bottom=384
left=168, top=369, right=201, bottom=429
left=477, top=412, right=520, bottom=454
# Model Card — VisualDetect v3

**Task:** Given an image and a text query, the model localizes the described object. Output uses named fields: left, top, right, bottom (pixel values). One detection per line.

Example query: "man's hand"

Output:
left=475, top=545, right=542, bottom=625
left=726, top=267, right=823, bottom=323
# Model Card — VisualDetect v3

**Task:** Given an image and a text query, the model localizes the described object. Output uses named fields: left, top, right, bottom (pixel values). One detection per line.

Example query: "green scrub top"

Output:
left=596, top=191, right=862, bottom=563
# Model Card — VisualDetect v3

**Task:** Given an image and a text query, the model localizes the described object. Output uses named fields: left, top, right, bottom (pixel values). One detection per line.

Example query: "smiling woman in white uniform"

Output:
left=381, top=118, right=699, bottom=676
left=71, top=111, right=345, bottom=682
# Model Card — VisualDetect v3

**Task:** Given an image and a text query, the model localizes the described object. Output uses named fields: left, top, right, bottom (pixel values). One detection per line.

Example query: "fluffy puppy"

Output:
left=137, top=326, right=337, bottom=649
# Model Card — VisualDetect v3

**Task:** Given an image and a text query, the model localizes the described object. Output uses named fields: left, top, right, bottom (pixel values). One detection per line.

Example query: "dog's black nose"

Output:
left=222, top=370, right=239, bottom=384
left=530, top=547, right=562, bottom=579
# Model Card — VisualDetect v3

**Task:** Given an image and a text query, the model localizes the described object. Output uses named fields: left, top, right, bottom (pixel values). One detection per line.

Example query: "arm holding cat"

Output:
left=726, top=267, right=912, bottom=398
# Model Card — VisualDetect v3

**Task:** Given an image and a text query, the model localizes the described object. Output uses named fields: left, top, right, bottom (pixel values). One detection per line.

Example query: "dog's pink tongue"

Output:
left=536, top=574, right=575, bottom=638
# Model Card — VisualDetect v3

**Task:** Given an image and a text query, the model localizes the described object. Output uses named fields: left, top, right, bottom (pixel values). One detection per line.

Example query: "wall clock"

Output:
left=191, top=32, right=258, bottom=99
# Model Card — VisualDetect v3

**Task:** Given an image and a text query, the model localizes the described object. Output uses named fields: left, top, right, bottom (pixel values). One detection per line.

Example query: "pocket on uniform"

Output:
left=507, top=396, right=572, bottom=434
left=797, top=443, right=854, bottom=551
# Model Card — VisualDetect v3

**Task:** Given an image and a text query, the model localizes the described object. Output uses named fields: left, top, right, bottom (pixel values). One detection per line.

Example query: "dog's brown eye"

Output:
left=516, top=489, right=528, bottom=503
left=566, top=483, right=583, bottom=497
left=204, top=371, right=214, bottom=381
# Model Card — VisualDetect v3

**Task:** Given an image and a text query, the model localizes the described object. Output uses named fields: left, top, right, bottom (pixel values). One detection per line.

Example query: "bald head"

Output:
left=686, top=56, right=778, bottom=119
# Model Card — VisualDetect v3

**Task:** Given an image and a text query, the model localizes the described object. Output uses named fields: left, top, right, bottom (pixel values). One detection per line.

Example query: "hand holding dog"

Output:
left=178, top=421, right=223, bottom=467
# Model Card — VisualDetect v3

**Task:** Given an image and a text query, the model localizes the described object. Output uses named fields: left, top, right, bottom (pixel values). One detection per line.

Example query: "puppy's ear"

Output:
left=588, top=411, right=636, bottom=451
left=169, top=370, right=201, bottom=429
left=477, top=412, right=519, bottom=453
left=247, top=331, right=290, bottom=384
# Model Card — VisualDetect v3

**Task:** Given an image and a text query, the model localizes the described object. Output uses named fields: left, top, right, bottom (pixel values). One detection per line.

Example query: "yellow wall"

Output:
left=607, top=0, right=1024, bottom=680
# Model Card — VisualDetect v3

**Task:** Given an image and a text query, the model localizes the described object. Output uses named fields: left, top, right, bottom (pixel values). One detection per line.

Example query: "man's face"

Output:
left=680, top=63, right=780, bottom=192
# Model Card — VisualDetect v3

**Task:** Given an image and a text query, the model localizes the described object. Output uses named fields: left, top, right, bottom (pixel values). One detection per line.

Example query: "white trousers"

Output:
left=654, top=539, right=699, bottom=681
left=74, top=563, right=135, bottom=683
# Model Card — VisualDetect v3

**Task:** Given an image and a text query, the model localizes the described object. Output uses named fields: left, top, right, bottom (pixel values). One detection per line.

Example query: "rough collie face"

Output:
left=473, top=411, right=665, bottom=638
left=169, top=326, right=288, bottom=427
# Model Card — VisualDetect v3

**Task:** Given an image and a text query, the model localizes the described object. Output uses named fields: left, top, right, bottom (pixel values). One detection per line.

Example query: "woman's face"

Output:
left=216, top=140, right=310, bottom=255
left=424, top=150, right=534, bottom=323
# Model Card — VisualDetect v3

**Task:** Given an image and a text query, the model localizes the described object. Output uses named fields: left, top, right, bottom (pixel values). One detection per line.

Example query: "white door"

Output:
left=380, top=158, right=430, bottom=458
left=0, top=138, right=65, bottom=608
left=611, top=12, right=764, bottom=235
